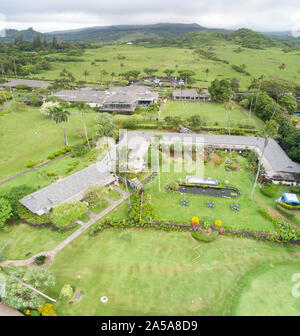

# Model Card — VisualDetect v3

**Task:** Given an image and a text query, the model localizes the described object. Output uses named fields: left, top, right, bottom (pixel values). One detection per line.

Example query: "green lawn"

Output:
left=143, top=154, right=299, bottom=233
left=89, top=199, right=110, bottom=215
left=0, top=104, right=98, bottom=181
left=47, top=228, right=300, bottom=316
left=0, top=224, right=76, bottom=260
left=107, top=188, right=122, bottom=201
left=161, top=101, right=265, bottom=130
left=34, top=44, right=300, bottom=91
left=233, top=262, right=300, bottom=316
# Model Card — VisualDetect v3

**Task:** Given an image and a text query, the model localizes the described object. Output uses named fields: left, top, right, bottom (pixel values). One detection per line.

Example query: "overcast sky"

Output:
left=1, top=0, right=300, bottom=33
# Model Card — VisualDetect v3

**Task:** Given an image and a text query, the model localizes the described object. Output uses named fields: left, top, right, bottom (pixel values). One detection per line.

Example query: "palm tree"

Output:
left=83, top=70, right=90, bottom=82
left=205, top=68, right=209, bottom=81
left=153, top=134, right=163, bottom=192
left=250, top=120, right=279, bottom=200
left=78, top=102, right=91, bottom=151
left=51, top=107, right=71, bottom=146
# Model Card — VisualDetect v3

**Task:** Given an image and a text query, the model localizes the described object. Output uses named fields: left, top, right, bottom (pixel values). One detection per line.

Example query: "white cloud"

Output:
left=2, top=0, right=300, bottom=32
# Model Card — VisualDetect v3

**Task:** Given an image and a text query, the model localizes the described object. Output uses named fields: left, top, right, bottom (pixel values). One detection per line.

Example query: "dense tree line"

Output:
left=0, top=33, right=90, bottom=78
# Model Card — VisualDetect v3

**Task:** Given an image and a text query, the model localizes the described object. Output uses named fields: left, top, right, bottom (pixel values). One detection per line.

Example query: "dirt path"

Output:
left=0, top=187, right=130, bottom=268
left=268, top=207, right=288, bottom=222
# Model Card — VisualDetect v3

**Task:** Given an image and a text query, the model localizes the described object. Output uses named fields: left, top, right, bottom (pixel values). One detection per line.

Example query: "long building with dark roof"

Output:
left=50, top=85, right=159, bottom=114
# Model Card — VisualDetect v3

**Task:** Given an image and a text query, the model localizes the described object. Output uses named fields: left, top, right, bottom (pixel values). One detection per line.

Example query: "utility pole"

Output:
left=253, top=82, right=262, bottom=117
left=139, top=191, right=144, bottom=222
left=249, top=96, right=253, bottom=120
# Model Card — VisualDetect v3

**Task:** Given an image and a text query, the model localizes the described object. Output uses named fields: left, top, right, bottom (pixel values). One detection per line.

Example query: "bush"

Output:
left=72, top=144, right=89, bottom=157
left=0, top=198, right=12, bottom=228
left=26, top=160, right=38, bottom=168
left=35, top=255, right=46, bottom=266
left=257, top=208, right=279, bottom=224
left=16, top=204, right=51, bottom=225
left=51, top=201, right=88, bottom=229
left=37, top=304, right=57, bottom=316
left=214, top=220, right=222, bottom=227
left=192, top=230, right=219, bottom=243
left=59, top=284, right=73, bottom=301
left=0, top=185, right=36, bottom=221
left=47, top=146, right=72, bottom=160
left=260, top=184, right=277, bottom=197
left=83, top=186, right=108, bottom=205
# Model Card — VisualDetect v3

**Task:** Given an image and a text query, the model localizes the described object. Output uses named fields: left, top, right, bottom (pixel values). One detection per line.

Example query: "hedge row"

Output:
left=47, top=146, right=72, bottom=160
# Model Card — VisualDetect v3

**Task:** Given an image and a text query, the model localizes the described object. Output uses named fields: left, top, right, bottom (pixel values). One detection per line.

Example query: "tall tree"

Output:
left=163, top=69, right=175, bottom=80
left=144, top=68, right=158, bottom=77
left=205, top=68, right=210, bottom=81
left=78, top=102, right=91, bottom=150
left=250, top=120, right=279, bottom=200
left=51, top=107, right=71, bottom=146
left=83, top=70, right=90, bottom=82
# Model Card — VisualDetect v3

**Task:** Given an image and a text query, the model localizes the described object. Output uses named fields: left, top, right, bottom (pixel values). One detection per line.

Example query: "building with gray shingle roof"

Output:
left=124, top=131, right=300, bottom=184
left=19, top=163, right=116, bottom=215
left=173, top=89, right=211, bottom=102
left=50, top=85, right=158, bottom=114
left=50, top=88, right=106, bottom=107
left=1, top=79, right=52, bottom=89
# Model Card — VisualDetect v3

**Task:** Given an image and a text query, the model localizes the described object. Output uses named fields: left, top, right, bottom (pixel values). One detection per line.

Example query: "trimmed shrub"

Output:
left=34, top=255, right=46, bottom=266
left=59, top=284, right=73, bottom=301
left=260, top=184, right=277, bottom=197
left=192, top=230, right=219, bottom=243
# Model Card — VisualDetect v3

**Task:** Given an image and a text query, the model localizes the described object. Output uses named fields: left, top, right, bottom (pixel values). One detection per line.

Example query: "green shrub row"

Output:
left=47, top=146, right=72, bottom=160
left=257, top=208, right=300, bottom=241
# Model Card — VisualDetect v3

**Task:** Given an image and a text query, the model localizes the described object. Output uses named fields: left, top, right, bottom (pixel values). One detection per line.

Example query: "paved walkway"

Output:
left=0, top=152, right=72, bottom=186
left=0, top=302, right=24, bottom=316
left=0, top=187, right=130, bottom=268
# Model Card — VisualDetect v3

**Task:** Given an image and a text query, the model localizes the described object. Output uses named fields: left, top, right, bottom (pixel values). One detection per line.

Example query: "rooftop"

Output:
left=19, top=163, right=115, bottom=215
left=173, top=89, right=199, bottom=98
left=51, top=85, right=158, bottom=106
left=2, top=79, right=52, bottom=89
left=124, top=131, right=300, bottom=181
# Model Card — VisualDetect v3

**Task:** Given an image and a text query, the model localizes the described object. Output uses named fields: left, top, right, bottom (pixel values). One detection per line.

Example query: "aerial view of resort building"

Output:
left=0, top=0, right=300, bottom=325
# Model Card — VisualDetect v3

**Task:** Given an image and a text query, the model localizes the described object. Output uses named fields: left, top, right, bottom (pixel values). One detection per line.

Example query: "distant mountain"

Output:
left=1, top=27, right=39, bottom=42
left=1, top=23, right=298, bottom=44
left=0, top=23, right=232, bottom=43
left=45, top=23, right=232, bottom=42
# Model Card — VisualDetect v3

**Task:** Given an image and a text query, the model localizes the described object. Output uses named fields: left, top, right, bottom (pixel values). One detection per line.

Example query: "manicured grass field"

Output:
left=0, top=224, right=76, bottom=260
left=47, top=228, right=300, bottom=316
left=161, top=101, right=265, bottom=130
left=233, top=262, right=300, bottom=316
left=35, top=44, right=300, bottom=91
left=0, top=104, right=98, bottom=181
